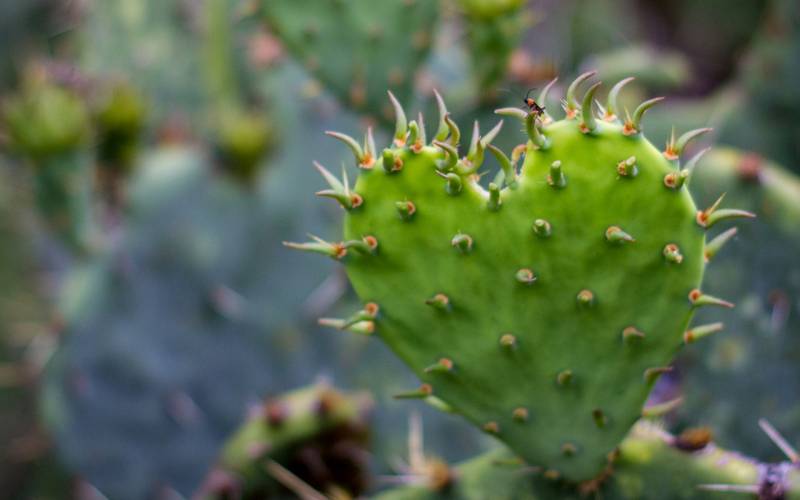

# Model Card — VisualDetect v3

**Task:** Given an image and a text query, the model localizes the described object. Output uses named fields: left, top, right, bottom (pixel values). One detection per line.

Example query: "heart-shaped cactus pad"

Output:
left=289, top=73, right=752, bottom=482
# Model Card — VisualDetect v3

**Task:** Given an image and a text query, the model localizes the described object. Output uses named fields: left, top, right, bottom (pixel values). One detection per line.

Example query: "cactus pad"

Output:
left=290, top=74, right=752, bottom=481
left=261, top=0, right=439, bottom=118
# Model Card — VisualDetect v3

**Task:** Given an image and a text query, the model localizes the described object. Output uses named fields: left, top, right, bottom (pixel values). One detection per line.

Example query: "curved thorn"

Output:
left=704, top=227, right=738, bottom=261
left=467, top=121, right=480, bottom=159
left=565, top=70, right=597, bottom=118
left=318, top=318, right=375, bottom=335
left=325, top=131, right=365, bottom=165
left=468, top=120, right=504, bottom=169
left=364, top=127, right=376, bottom=160
left=407, top=120, right=420, bottom=151
left=433, top=89, right=449, bottom=141
left=606, top=77, right=635, bottom=121
left=642, top=396, right=683, bottom=418
left=415, top=112, right=427, bottom=149
left=705, top=208, right=755, bottom=228
left=526, top=114, right=549, bottom=149
left=688, top=289, right=734, bottom=308
left=387, top=90, right=407, bottom=146
left=683, top=146, right=711, bottom=173
left=432, top=140, right=459, bottom=171
left=444, top=113, right=460, bottom=146
left=480, top=120, right=504, bottom=149
left=579, top=82, right=602, bottom=133
left=283, top=238, right=347, bottom=260
left=314, top=161, right=344, bottom=192
left=538, top=77, right=558, bottom=121
left=494, top=107, right=528, bottom=121
left=487, top=144, right=518, bottom=188
left=341, top=302, right=379, bottom=327
left=676, top=128, right=713, bottom=155
left=697, top=195, right=755, bottom=228
left=684, top=322, right=724, bottom=344
left=625, top=97, right=664, bottom=135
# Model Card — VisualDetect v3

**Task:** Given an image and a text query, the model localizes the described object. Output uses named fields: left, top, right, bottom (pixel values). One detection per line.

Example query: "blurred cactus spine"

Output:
left=3, top=73, right=94, bottom=251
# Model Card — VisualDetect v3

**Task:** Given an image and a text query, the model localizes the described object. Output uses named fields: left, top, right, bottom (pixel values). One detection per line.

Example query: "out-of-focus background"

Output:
left=0, top=0, right=797, bottom=498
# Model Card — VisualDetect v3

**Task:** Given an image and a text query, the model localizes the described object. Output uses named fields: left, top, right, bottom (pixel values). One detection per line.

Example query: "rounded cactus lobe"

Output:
left=343, top=119, right=704, bottom=481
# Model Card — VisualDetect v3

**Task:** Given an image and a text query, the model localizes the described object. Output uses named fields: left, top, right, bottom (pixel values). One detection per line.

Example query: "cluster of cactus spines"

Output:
left=375, top=421, right=800, bottom=499
left=2, top=77, right=94, bottom=251
left=287, top=71, right=756, bottom=483
left=261, top=0, right=439, bottom=120
left=197, top=383, right=372, bottom=499
left=677, top=147, right=800, bottom=460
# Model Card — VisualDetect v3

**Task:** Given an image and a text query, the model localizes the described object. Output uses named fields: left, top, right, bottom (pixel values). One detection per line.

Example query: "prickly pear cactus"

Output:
left=197, top=384, right=372, bottom=499
left=288, top=73, right=754, bottom=482
left=261, top=0, right=439, bottom=120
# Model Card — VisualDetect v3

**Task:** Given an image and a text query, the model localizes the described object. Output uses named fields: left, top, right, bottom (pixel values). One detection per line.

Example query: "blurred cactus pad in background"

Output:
left=0, top=0, right=798, bottom=498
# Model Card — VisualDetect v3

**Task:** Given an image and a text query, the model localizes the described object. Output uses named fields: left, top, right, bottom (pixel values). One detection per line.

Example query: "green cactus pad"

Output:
left=261, top=0, right=439, bottom=118
left=293, top=74, right=750, bottom=481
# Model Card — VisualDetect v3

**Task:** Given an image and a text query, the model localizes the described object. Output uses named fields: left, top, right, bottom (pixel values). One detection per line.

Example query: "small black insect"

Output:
left=523, top=88, right=546, bottom=117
